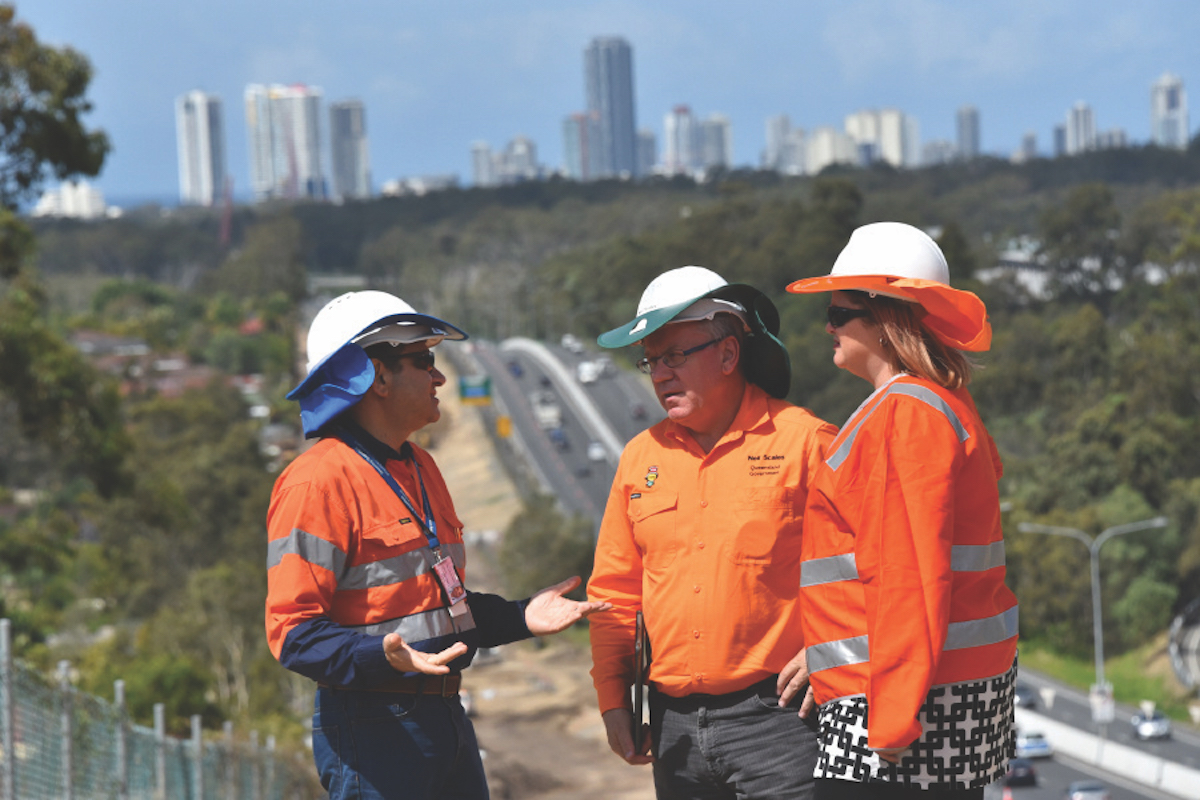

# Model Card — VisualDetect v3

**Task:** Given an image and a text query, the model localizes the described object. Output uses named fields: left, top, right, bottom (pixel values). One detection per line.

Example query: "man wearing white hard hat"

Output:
left=265, top=291, right=610, bottom=800
left=587, top=267, right=836, bottom=799
left=787, top=223, right=1017, bottom=797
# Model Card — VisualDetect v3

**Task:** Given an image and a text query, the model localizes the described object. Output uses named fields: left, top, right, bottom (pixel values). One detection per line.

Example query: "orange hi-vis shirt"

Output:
left=588, top=383, right=836, bottom=713
left=800, top=375, right=1019, bottom=751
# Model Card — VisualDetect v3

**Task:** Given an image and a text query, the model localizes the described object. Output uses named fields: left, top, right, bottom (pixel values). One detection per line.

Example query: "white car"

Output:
left=1014, top=730, right=1053, bottom=759
left=586, top=441, right=607, bottom=462
left=1131, top=710, right=1171, bottom=740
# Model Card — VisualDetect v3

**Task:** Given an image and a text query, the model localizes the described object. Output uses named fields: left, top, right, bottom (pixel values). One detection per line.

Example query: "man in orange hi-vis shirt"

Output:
left=587, top=266, right=836, bottom=800
left=266, top=291, right=609, bottom=800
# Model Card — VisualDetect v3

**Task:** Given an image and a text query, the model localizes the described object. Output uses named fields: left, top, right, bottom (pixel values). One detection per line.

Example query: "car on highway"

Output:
left=587, top=441, right=607, bottom=462
left=506, top=359, right=524, bottom=378
left=548, top=427, right=569, bottom=450
left=1004, top=757, right=1037, bottom=787
left=1131, top=709, right=1172, bottom=740
left=1064, top=780, right=1110, bottom=800
left=561, top=333, right=584, bottom=354
left=1014, top=681, right=1038, bottom=709
left=1014, top=730, right=1053, bottom=759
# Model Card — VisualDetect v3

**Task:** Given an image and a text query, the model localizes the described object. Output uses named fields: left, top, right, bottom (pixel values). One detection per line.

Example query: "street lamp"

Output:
left=1017, top=516, right=1169, bottom=693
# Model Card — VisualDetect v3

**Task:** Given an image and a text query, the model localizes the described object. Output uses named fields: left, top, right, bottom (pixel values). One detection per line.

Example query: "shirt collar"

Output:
left=331, top=418, right=413, bottom=463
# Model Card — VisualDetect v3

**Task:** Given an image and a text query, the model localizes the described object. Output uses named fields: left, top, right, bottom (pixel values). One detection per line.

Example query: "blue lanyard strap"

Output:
left=336, top=430, right=441, bottom=551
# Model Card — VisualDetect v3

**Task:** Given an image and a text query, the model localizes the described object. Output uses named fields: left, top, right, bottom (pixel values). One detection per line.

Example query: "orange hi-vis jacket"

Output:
left=266, top=425, right=530, bottom=689
left=589, top=383, right=836, bottom=712
left=799, top=375, right=1018, bottom=751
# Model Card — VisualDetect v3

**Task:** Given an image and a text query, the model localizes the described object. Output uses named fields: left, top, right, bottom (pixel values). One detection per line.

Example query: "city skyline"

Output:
left=22, top=0, right=1200, bottom=204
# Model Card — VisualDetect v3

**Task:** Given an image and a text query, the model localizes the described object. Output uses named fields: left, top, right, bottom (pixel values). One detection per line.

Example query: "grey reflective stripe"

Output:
left=952, top=542, right=1006, bottom=572
left=351, top=604, right=477, bottom=640
left=807, top=635, right=869, bottom=674
left=945, top=606, right=1019, bottom=651
left=826, top=381, right=969, bottom=472
left=825, top=414, right=872, bottom=472
left=801, top=553, right=859, bottom=588
left=266, top=529, right=346, bottom=577
left=890, top=383, right=970, bottom=443
left=339, top=541, right=468, bottom=591
left=341, top=550, right=430, bottom=591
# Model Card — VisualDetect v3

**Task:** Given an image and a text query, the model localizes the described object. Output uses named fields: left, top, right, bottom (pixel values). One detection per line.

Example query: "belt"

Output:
left=319, top=674, right=462, bottom=697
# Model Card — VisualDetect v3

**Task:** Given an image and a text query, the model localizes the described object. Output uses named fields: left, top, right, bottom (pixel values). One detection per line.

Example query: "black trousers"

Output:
left=815, top=777, right=985, bottom=800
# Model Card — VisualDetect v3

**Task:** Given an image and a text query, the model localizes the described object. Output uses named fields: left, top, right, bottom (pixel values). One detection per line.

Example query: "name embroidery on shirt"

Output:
left=746, top=453, right=785, bottom=477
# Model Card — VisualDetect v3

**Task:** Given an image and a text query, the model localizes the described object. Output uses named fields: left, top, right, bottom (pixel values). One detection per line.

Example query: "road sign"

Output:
left=459, top=374, right=492, bottom=406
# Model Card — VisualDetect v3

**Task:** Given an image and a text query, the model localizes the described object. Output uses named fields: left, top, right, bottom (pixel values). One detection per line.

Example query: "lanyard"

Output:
left=336, top=429, right=441, bottom=553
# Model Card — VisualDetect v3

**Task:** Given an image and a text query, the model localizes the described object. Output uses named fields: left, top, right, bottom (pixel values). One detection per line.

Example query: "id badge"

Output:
left=432, top=553, right=469, bottom=617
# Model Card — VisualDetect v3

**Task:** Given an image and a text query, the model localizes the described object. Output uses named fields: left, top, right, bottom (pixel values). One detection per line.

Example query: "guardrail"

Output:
left=1015, top=707, right=1200, bottom=798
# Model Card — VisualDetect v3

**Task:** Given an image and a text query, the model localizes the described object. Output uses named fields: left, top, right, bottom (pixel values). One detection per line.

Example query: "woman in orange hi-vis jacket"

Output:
left=786, top=222, right=1018, bottom=799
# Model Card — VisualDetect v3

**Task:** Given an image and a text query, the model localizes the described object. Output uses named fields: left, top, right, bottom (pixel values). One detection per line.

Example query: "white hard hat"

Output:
left=305, top=291, right=466, bottom=373
left=287, top=291, right=467, bottom=437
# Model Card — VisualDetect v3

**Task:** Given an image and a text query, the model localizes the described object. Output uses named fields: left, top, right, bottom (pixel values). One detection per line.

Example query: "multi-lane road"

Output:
left=459, top=336, right=1190, bottom=800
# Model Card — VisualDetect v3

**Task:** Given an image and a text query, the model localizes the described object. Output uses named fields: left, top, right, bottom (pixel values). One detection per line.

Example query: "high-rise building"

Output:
left=175, top=91, right=226, bottom=206
left=845, top=108, right=920, bottom=168
left=663, top=105, right=700, bottom=176
left=1064, top=102, right=1095, bottom=155
left=807, top=127, right=857, bottom=174
left=700, top=114, right=733, bottom=172
left=764, top=114, right=792, bottom=171
left=563, top=111, right=602, bottom=180
left=330, top=100, right=371, bottom=201
left=636, top=129, right=657, bottom=177
left=1151, top=72, right=1189, bottom=150
left=1053, top=125, right=1067, bottom=157
left=956, top=105, right=980, bottom=160
left=244, top=83, right=326, bottom=202
left=585, top=36, right=638, bottom=178
left=471, top=141, right=497, bottom=187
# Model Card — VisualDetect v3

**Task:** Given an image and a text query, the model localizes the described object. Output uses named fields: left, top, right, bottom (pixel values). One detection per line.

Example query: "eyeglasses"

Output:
left=826, top=306, right=872, bottom=329
left=395, top=350, right=437, bottom=372
left=636, top=338, right=722, bottom=374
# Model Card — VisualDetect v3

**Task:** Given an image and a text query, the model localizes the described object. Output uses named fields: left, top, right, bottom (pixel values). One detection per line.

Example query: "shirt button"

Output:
left=700, top=500, right=708, bottom=508
left=697, top=541, right=705, bottom=549
left=693, top=630, right=701, bottom=639
left=693, top=585, right=701, bottom=593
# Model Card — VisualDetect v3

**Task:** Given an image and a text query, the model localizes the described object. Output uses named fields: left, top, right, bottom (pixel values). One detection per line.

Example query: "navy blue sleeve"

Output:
left=278, top=617, right=396, bottom=689
left=468, top=591, right=533, bottom=648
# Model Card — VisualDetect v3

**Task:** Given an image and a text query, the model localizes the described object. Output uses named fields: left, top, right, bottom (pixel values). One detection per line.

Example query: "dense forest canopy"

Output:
left=8, top=60, right=1200, bottom=742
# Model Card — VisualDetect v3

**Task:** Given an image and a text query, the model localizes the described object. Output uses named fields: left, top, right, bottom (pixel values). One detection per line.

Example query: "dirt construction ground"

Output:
left=433, top=359, right=656, bottom=800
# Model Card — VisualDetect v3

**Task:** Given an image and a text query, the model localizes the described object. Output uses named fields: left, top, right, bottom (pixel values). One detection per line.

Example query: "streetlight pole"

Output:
left=1017, top=517, right=1168, bottom=691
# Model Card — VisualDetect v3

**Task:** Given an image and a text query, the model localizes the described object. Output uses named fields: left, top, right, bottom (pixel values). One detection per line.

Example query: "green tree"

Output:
left=498, top=494, right=596, bottom=599
left=0, top=4, right=108, bottom=216
left=1038, top=183, right=1122, bottom=299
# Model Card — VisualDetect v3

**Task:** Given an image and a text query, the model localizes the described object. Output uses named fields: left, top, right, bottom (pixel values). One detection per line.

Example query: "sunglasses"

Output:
left=826, top=306, right=872, bottom=329
left=394, top=350, right=437, bottom=372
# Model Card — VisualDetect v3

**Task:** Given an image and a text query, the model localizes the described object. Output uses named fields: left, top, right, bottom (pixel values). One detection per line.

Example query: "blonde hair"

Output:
left=848, top=292, right=973, bottom=389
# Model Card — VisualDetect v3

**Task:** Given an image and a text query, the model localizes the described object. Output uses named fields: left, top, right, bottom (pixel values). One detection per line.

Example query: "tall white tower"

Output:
left=1151, top=73, right=1189, bottom=150
left=1065, top=102, right=1096, bottom=155
left=244, top=83, right=326, bottom=202
left=175, top=91, right=226, bottom=206
left=330, top=99, right=371, bottom=200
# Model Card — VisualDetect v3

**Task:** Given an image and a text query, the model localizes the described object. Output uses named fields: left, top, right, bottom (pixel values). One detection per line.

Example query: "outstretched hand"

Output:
left=383, top=633, right=469, bottom=674
left=524, top=576, right=612, bottom=636
left=777, top=647, right=816, bottom=718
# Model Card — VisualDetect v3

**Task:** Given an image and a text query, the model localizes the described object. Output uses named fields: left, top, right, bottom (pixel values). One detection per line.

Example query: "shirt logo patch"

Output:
left=630, top=492, right=642, bottom=500
left=399, top=517, right=413, bottom=525
left=645, top=466, right=659, bottom=488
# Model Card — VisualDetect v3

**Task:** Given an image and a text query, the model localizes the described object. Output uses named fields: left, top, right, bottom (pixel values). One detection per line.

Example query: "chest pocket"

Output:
left=726, top=487, right=796, bottom=565
left=630, top=491, right=679, bottom=571
left=361, top=517, right=428, bottom=551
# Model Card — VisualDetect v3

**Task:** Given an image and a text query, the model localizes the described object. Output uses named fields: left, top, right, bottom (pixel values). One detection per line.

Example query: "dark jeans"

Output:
left=815, top=778, right=985, bottom=800
left=650, top=677, right=820, bottom=800
left=312, top=686, right=487, bottom=800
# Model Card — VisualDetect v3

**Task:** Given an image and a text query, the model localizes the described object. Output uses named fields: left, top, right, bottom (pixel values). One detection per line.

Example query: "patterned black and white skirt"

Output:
left=813, top=660, right=1016, bottom=789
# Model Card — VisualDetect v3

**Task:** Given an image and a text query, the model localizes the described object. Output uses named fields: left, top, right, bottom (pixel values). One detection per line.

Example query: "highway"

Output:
left=461, top=336, right=1188, bottom=800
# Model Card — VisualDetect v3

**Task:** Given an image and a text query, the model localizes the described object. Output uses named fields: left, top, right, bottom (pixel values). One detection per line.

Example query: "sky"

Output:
left=21, top=0, right=1200, bottom=206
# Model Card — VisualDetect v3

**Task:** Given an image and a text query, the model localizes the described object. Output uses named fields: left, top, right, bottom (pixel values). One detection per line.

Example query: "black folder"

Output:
left=632, top=609, right=649, bottom=748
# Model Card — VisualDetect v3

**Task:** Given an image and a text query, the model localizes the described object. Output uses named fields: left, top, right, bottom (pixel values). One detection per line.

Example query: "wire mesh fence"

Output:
left=0, top=620, right=318, bottom=799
